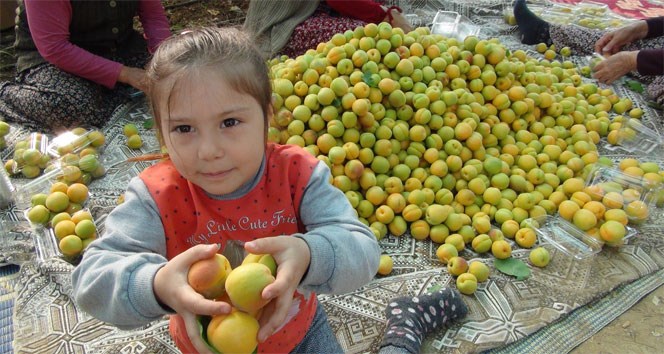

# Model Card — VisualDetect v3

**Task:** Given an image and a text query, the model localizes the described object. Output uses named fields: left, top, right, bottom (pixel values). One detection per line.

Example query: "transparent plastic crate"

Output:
left=431, top=10, right=460, bottom=37
left=574, top=1, right=609, bottom=16
left=0, top=164, right=15, bottom=209
left=31, top=225, right=61, bottom=264
left=541, top=11, right=575, bottom=25
left=25, top=207, right=97, bottom=264
left=0, top=219, right=35, bottom=265
left=524, top=215, right=603, bottom=260
left=7, top=132, right=50, bottom=177
left=430, top=11, right=480, bottom=40
left=587, top=52, right=605, bottom=70
left=615, top=118, right=663, bottom=154
left=13, top=165, right=63, bottom=210
left=46, top=129, right=105, bottom=158
left=604, top=12, right=637, bottom=29
left=585, top=165, right=662, bottom=223
left=573, top=14, right=611, bottom=30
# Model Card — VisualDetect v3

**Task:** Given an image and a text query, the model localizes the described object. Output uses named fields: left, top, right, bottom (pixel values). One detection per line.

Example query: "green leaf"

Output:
left=143, top=118, right=154, bottom=129
left=623, top=79, right=644, bottom=93
left=494, top=257, right=531, bottom=280
left=426, top=284, right=443, bottom=293
left=197, top=315, right=222, bottom=354
left=363, top=71, right=376, bottom=87
left=646, top=100, right=663, bottom=110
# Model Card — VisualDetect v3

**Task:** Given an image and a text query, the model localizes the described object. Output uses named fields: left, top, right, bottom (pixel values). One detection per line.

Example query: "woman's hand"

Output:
left=592, top=50, right=639, bottom=84
left=118, top=65, right=149, bottom=92
left=388, top=8, right=413, bottom=33
left=244, top=236, right=311, bottom=342
left=595, top=20, right=649, bottom=55
left=153, top=244, right=231, bottom=354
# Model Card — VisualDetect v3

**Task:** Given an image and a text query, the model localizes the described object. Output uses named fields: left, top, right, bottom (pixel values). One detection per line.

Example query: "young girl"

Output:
left=72, top=27, right=467, bottom=354
left=71, top=26, right=380, bottom=353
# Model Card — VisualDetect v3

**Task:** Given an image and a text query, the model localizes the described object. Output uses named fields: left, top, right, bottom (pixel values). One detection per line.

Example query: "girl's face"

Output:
left=158, top=70, right=268, bottom=195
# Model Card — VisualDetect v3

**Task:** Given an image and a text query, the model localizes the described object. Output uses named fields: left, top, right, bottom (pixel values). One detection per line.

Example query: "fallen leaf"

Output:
left=427, top=284, right=443, bottom=293
left=623, top=79, right=644, bottom=93
left=207, top=9, right=219, bottom=16
left=143, top=118, right=154, bottom=129
left=494, top=258, right=531, bottom=280
left=652, top=295, right=660, bottom=306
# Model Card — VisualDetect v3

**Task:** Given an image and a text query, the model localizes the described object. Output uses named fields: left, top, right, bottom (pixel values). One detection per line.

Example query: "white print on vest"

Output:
left=186, top=209, right=297, bottom=245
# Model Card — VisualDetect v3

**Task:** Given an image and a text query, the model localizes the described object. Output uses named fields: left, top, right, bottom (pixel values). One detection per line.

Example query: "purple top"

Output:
left=637, top=16, right=663, bottom=76
left=24, top=0, right=171, bottom=88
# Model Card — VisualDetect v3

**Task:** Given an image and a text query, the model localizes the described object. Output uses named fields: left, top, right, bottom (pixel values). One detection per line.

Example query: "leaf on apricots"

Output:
left=197, top=315, right=222, bottom=354
left=362, top=72, right=377, bottom=88
left=494, top=258, right=531, bottom=280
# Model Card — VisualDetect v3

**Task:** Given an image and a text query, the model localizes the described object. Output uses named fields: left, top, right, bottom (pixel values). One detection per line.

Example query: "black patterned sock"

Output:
left=514, top=0, right=552, bottom=45
left=379, top=288, right=468, bottom=354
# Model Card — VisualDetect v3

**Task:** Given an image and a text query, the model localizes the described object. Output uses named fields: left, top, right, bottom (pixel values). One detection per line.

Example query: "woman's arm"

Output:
left=644, top=16, right=663, bottom=39
left=138, top=0, right=172, bottom=52
left=326, top=0, right=386, bottom=23
left=24, top=0, right=123, bottom=88
left=637, top=48, right=664, bottom=76
left=326, top=0, right=412, bottom=32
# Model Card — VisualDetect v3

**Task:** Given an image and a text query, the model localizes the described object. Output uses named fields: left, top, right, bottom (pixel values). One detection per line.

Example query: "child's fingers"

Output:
left=244, top=236, right=286, bottom=255
left=257, top=294, right=294, bottom=342
left=189, top=297, right=232, bottom=317
left=176, top=243, right=221, bottom=265
left=182, top=312, right=215, bottom=354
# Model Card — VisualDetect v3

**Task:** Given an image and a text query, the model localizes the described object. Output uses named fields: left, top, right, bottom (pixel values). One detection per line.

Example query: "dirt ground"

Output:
left=571, top=284, right=664, bottom=353
left=0, top=0, right=662, bottom=352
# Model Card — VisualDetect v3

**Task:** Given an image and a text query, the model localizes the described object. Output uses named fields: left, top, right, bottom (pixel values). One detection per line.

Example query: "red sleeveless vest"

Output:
left=140, top=143, right=320, bottom=353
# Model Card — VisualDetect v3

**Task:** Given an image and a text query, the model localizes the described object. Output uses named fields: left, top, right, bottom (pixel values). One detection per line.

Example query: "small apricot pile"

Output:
left=26, top=181, right=97, bottom=257
left=189, top=252, right=276, bottom=354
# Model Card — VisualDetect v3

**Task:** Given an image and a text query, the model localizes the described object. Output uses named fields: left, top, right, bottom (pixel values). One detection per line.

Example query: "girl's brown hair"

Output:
left=145, top=27, right=272, bottom=141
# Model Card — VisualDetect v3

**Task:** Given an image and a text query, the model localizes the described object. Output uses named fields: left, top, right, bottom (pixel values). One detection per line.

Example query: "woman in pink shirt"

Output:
left=0, top=0, right=171, bottom=133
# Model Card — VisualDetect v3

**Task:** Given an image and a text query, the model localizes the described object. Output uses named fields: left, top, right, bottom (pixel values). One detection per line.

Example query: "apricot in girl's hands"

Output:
left=188, top=254, right=232, bottom=300
left=224, top=263, right=275, bottom=313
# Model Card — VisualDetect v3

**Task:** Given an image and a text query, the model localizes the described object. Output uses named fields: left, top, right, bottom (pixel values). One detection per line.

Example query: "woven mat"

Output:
left=0, top=265, right=19, bottom=354
left=1, top=1, right=664, bottom=353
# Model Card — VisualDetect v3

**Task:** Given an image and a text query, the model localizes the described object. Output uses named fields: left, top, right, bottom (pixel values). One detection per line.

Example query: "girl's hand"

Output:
left=592, top=50, right=639, bottom=84
left=595, top=20, right=648, bottom=55
left=153, top=244, right=232, bottom=354
left=244, top=236, right=311, bottom=342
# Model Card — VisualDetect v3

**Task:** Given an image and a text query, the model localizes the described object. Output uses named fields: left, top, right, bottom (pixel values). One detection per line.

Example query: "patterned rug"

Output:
left=1, top=1, right=664, bottom=353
